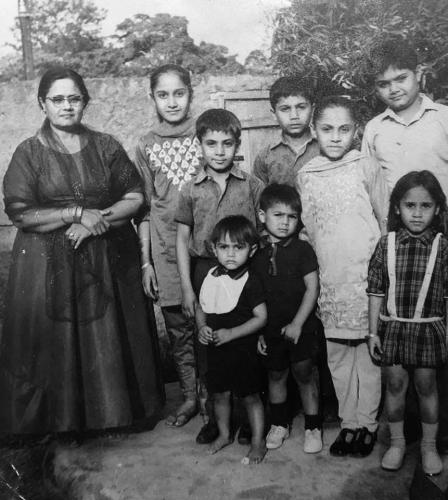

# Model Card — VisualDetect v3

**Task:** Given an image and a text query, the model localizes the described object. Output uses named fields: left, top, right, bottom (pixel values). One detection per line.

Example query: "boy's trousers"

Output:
left=326, top=339, right=381, bottom=432
left=162, top=305, right=197, bottom=402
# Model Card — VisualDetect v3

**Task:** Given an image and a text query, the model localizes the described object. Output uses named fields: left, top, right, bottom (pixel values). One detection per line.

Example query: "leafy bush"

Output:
left=271, top=0, right=448, bottom=110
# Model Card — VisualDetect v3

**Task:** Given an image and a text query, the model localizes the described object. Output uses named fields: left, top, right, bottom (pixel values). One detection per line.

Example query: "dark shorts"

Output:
left=264, top=329, right=320, bottom=372
left=206, top=342, right=263, bottom=398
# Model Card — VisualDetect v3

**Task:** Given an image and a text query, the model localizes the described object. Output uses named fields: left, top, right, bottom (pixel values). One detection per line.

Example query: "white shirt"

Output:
left=361, top=94, right=448, bottom=194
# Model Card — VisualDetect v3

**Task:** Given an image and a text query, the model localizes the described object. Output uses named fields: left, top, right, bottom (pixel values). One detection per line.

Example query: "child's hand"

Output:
left=181, top=289, right=197, bottom=318
left=257, top=335, right=267, bottom=356
left=282, top=322, right=302, bottom=345
left=142, top=263, right=159, bottom=300
left=212, top=328, right=233, bottom=346
left=368, top=335, right=383, bottom=361
left=198, top=325, right=214, bottom=345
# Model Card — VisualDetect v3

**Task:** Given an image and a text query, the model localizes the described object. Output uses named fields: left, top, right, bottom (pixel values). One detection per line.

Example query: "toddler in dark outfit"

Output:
left=195, top=215, right=267, bottom=464
left=252, top=184, right=323, bottom=453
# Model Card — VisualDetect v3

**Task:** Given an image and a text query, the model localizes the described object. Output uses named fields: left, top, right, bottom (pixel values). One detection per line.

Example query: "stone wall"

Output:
left=0, top=74, right=272, bottom=250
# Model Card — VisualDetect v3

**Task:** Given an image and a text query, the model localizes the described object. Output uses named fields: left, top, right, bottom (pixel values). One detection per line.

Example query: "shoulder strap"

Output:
left=386, top=232, right=398, bottom=317
left=414, top=233, right=442, bottom=319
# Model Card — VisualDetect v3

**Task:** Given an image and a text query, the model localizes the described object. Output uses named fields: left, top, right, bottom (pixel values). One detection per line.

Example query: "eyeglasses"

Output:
left=45, top=95, right=83, bottom=107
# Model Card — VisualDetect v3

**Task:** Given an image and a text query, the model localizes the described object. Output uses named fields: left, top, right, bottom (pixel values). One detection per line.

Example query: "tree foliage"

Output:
left=3, top=6, right=245, bottom=81
left=270, top=0, right=448, bottom=106
left=14, top=0, right=106, bottom=55
left=114, top=13, right=244, bottom=76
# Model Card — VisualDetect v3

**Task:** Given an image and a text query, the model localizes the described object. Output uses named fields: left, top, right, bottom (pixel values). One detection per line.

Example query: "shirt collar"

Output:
left=211, top=264, right=248, bottom=280
left=396, top=227, right=437, bottom=246
left=259, top=234, right=295, bottom=248
left=381, top=94, right=438, bottom=125
left=270, top=131, right=315, bottom=154
left=194, top=163, right=246, bottom=184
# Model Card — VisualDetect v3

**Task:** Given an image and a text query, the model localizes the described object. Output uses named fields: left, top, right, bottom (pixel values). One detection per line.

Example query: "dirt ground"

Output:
left=46, top=382, right=445, bottom=500
left=1, top=252, right=448, bottom=499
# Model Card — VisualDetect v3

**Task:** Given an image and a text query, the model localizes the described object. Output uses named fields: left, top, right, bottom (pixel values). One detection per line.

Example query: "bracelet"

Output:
left=141, top=263, right=150, bottom=269
left=73, top=206, right=83, bottom=224
left=61, top=206, right=77, bottom=224
left=366, top=333, right=379, bottom=339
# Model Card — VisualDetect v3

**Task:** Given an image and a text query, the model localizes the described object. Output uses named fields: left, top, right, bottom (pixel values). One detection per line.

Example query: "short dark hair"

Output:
left=37, top=66, right=90, bottom=108
left=367, top=39, right=418, bottom=79
left=388, top=170, right=447, bottom=233
left=211, top=215, right=258, bottom=247
left=196, top=109, right=241, bottom=144
left=150, top=64, right=193, bottom=97
left=269, top=76, right=315, bottom=109
left=259, top=183, right=301, bottom=214
left=313, top=95, right=359, bottom=125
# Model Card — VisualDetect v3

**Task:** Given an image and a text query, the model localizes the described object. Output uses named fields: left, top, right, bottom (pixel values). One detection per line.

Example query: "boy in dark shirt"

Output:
left=253, top=76, right=320, bottom=187
left=195, top=215, right=267, bottom=464
left=252, top=184, right=322, bottom=453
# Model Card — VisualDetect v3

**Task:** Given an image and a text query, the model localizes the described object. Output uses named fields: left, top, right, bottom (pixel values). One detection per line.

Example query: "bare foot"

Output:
left=165, top=399, right=197, bottom=427
left=241, top=440, right=267, bottom=465
left=207, top=435, right=233, bottom=455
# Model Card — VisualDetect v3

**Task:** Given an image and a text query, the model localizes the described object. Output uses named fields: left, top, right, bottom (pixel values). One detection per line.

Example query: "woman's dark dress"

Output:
left=0, top=130, right=165, bottom=434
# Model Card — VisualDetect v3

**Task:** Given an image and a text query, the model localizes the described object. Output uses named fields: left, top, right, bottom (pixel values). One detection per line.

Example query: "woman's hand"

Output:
left=257, top=335, right=267, bottom=356
left=368, top=335, right=383, bottom=361
left=80, top=209, right=111, bottom=235
left=198, top=326, right=214, bottom=345
left=142, top=264, right=159, bottom=300
left=65, top=223, right=92, bottom=250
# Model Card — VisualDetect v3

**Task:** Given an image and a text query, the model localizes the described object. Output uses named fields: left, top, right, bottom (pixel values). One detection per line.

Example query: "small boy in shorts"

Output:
left=195, top=215, right=267, bottom=464
left=253, top=76, right=320, bottom=187
left=176, top=108, right=265, bottom=444
left=252, top=184, right=322, bottom=453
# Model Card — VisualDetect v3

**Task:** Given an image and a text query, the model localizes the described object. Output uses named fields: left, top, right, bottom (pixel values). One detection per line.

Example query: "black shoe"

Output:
left=329, top=428, right=357, bottom=456
left=196, top=421, right=219, bottom=445
left=237, top=423, right=252, bottom=445
left=352, top=427, right=377, bottom=457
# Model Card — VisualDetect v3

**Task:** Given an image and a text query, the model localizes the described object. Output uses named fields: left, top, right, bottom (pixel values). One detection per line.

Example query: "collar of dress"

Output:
left=396, top=227, right=437, bottom=246
left=299, top=149, right=363, bottom=174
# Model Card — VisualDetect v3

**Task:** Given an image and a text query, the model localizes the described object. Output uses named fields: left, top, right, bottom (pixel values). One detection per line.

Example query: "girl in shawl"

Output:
left=134, top=65, right=202, bottom=430
left=297, top=96, right=388, bottom=458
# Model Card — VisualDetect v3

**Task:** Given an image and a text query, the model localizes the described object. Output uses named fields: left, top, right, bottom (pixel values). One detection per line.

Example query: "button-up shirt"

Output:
left=362, top=94, right=448, bottom=195
left=175, top=164, right=265, bottom=258
left=253, top=132, right=320, bottom=186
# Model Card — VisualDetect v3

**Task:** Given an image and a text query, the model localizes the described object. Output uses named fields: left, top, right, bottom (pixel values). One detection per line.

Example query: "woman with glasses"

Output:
left=0, top=66, right=165, bottom=439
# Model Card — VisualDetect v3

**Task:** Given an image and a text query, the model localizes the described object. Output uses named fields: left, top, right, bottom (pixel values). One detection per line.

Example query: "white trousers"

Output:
left=326, top=340, right=381, bottom=432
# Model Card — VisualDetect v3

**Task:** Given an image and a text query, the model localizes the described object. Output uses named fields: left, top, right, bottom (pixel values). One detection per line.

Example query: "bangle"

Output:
left=140, top=238, right=149, bottom=242
left=366, top=333, right=379, bottom=339
left=62, top=206, right=76, bottom=223
left=73, top=206, right=83, bottom=224
left=141, top=263, right=150, bottom=269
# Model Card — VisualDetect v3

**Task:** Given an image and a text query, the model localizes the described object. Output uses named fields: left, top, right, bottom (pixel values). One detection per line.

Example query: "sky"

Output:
left=0, top=0, right=290, bottom=62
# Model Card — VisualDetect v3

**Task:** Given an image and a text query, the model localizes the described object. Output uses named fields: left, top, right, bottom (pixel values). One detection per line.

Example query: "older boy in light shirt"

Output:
left=362, top=39, right=448, bottom=195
